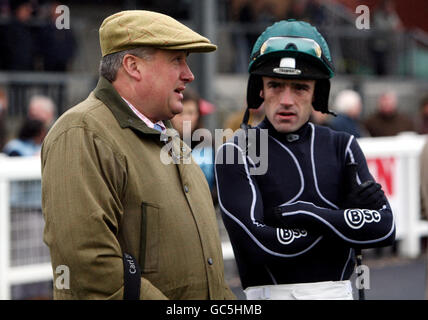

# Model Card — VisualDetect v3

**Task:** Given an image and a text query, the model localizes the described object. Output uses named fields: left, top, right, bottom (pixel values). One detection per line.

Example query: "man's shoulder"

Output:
left=42, top=92, right=124, bottom=157
left=46, top=92, right=113, bottom=139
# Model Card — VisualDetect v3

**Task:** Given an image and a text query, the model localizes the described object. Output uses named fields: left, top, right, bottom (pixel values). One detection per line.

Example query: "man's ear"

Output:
left=259, top=89, right=264, bottom=99
left=121, top=54, right=142, bottom=81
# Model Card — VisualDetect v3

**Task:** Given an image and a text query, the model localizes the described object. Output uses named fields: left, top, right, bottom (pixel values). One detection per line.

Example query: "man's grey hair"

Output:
left=99, top=47, right=156, bottom=82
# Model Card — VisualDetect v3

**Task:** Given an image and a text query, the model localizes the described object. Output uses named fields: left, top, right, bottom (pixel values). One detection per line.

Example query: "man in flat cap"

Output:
left=41, top=10, right=235, bottom=300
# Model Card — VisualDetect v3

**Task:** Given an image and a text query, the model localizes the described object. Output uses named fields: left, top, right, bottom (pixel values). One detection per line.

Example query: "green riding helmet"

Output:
left=246, top=19, right=335, bottom=115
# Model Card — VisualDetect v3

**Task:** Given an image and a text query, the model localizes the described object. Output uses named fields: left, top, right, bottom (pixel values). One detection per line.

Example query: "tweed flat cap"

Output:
left=99, top=10, right=217, bottom=57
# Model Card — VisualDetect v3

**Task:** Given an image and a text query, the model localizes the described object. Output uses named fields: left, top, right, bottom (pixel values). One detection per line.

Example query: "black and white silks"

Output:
left=215, top=119, right=395, bottom=289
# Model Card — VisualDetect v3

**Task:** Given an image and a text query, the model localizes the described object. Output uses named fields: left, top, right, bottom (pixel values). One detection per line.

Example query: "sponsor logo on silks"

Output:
left=273, top=57, right=302, bottom=75
left=344, top=209, right=381, bottom=229
left=277, top=228, right=308, bottom=245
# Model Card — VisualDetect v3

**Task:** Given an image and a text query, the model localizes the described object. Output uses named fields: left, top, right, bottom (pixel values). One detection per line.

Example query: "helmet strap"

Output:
left=240, top=108, right=252, bottom=131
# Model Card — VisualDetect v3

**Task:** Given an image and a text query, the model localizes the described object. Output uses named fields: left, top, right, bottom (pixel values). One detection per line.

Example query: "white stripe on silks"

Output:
left=309, top=123, right=339, bottom=209
left=214, top=142, right=323, bottom=258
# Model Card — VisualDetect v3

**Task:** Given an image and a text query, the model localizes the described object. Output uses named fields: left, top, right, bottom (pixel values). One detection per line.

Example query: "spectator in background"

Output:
left=27, top=95, right=56, bottom=129
left=364, top=91, right=415, bottom=137
left=2, top=118, right=46, bottom=156
left=38, top=1, right=77, bottom=71
left=2, top=94, right=55, bottom=156
left=329, top=89, right=368, bottom=138
left=229, top=0, right=276, bottom=73
left=263, top=0, right=291, bottom=21
left=170, top=87, right=217, bottom=194
left=370, top=0, right=403, bottom=75
left=0, top=0, right=37, bottom=71
left=286, top=0, right=326, bottom=25
left=0, top=87, right=8, bottom=150
left=223, top=104, right=265, bottom=140
left=416, top=94, right=428, bottom=134
left=224, top=106, right=265, bottom=131
left=288, top=0, right=311, bottom=22
left=305, top=0, right=326, bottom=27
left=229, top=0, right=259, bottom=73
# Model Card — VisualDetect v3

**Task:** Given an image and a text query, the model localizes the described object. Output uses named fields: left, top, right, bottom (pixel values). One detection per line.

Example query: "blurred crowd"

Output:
left=0, top=86, right=54, bottom=154
left=227, top=0, right=327, bottom=73
left=1, top=84, right=428, bottom=166
left=226, top=0, right=406, bottom=76
left=0, top=0, right=76, bottom=72
left=311, top=89, right=428, bottom=138
left=227, top=0, right=326, bottom=25
left=0, top=0, right=405, bottom=76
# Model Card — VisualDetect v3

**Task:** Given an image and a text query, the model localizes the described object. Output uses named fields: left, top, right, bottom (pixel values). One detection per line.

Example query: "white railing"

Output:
left=0, top=155, right=52, bottom=300
left=357, top=133, right=428, bottom=258
left=1, top=133, right=428, bottom=299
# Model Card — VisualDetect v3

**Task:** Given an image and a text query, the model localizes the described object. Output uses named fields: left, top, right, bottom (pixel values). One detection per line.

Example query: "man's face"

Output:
left=136, top=50, right=194, bottom=122
left=29, top=103, right=54, bottom=127
left=378, top=93, right=397, bottom=116
left=261, top=77, right=315, bottom=133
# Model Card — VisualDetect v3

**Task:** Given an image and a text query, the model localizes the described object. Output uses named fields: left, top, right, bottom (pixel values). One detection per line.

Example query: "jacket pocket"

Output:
left=140, top=202, right=160, bottom=273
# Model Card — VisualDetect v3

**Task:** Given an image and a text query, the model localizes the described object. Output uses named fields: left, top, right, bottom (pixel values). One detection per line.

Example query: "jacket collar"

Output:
left=93, top=76, right=175, bottom=137
left=258, top=117, right=311, bottom=143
